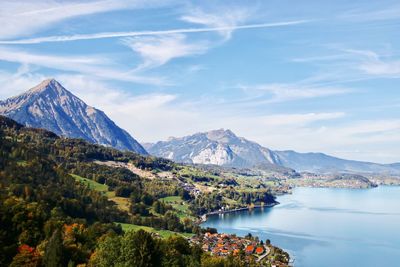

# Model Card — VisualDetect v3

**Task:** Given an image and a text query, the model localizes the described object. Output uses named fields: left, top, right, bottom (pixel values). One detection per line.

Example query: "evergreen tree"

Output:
left=44, top=229, right=64, bottom=267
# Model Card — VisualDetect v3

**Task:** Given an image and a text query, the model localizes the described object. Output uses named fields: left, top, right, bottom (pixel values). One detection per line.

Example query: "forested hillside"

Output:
left=0, top=115, right=277, bottom=266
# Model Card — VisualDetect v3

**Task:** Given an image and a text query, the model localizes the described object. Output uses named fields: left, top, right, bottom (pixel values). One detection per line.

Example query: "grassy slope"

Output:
left=159, top=196, right=195, bottom=220
left=117, top=223, right=193, bottom=238
left=71, top=175, right=193, bottom=238
left=71, top=174, right=130, bottom=211
left=71, top=174, right=108, bottom=192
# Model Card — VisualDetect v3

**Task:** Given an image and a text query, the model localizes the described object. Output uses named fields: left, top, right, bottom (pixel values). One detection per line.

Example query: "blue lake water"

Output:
left=202, top=186, right=400, bottom=267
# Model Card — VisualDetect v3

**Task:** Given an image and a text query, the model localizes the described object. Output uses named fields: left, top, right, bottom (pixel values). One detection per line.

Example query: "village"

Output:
left=190, top=232, right=291, bottom=266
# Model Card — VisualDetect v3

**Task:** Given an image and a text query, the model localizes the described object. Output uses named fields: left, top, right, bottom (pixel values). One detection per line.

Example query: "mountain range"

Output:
left=0, top=79, right=147, bottom=154
left=146, top=129, right=400, bottom=175
left=1, top=79, right=399, bottom=175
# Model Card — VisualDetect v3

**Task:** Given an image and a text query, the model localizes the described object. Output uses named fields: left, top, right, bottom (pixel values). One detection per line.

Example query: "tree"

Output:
left=120, top=230, right=161, bottom=267
left=44, top=229, right=64, bottom=267
left=88, top=235, right=122, bottom=267
left=164, top=211, right=183, bottom=232
left=10, top=245, right=41, bottom=267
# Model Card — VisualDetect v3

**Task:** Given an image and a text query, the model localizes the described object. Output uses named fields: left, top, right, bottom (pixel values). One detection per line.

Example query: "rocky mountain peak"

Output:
left=26, top=78, right=72, bottom=98
left=206, top=128, right=238, bottom=143
left=0, top=79, right=147, bottom=154
left=29, top=78, right=57, bottom=92
left=147, top=129, right=279, bottom=167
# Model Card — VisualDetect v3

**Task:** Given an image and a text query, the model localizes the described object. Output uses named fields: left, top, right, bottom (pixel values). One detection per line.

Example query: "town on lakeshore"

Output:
left=191, top=231, right=291, bottom=267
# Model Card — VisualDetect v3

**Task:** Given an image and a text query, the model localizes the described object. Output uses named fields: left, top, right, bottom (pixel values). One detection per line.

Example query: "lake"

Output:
left=202, top=186, right=400, bottom=267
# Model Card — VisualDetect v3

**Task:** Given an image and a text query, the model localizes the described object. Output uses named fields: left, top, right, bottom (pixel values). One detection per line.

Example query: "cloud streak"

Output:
left=0, top=0, right=167, bottom=39
left=0, top=20, right=310, bottom=45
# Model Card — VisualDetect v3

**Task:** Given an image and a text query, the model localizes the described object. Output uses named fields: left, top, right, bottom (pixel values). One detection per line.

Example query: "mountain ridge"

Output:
left=147, top=129, right=400, bottom=174
left=0, top=79, right=147, bottom=154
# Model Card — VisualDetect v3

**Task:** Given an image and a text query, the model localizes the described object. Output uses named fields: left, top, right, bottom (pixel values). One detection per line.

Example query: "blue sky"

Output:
left=0, top=0, right=399, bottom=163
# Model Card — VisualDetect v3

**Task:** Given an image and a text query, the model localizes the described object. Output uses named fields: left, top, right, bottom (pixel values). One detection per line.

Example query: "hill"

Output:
left=0, top=115, right=278, bottom=266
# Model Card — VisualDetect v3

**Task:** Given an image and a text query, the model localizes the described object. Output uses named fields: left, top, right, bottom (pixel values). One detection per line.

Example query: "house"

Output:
left=221, top=249, right=229, bottom=255
left=256, top=246, right=265, bottom=255
left=245, top=245, right=255, bottom=255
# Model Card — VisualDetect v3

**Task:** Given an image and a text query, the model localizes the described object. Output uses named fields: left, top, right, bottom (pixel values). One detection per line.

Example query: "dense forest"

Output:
left=0, top=116, right=276, bottom=266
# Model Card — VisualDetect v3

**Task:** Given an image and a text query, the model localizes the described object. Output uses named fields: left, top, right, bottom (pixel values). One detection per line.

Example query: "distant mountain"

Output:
left=147, top=129, right=400, bottom=174
left=273, top=150, right=400, bottom=174
left=387, top=163, right=400, bottom=170
left=147, top=129, right=280, bottom=168
left=0, top=79, right=147, bottom=154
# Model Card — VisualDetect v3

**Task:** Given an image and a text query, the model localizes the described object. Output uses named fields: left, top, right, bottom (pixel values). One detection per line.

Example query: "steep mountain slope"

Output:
left=147, top=129, right=280, bottom=168
left=147, top=130, right=400, bottom=174
left=0, top=79, right=147, bottom=154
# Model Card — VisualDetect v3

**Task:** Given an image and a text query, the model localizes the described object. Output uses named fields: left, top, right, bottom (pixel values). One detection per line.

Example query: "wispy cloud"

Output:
left=0, top=0, right=167, bottom=39
left=344, top=49, right=400, bottom=78
left=238, top=83, right=350, bottom=103
left=341, top=4, right=400, bottom=21
left=181, top=6, right=251, bottom=40
left=258, top=112, right=345, bottom=126
left=122, top=34, right=208, bottom=70
left=0, top=67, right=46, bottom=99
left=0, top=20, right=310, bottom=45
left=289, top=47, right=400, bottom=85
left=0, top=46, right=165, bottom=85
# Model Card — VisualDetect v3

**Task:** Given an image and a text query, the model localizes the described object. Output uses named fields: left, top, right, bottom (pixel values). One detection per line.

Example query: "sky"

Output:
left=0, top=0, right=399, bottom=163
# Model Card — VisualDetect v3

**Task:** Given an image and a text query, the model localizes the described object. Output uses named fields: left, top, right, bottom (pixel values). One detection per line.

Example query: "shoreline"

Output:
left=200, top=201, right=279, bottom=223
left=198, top=201, right=294, bottom=266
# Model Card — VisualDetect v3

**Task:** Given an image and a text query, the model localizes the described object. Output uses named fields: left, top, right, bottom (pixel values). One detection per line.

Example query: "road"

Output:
left=256, top=245, right=271, bottom=262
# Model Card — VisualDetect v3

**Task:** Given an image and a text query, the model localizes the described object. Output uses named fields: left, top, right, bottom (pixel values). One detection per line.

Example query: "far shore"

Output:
left=200, top=202, right=279, bottom=222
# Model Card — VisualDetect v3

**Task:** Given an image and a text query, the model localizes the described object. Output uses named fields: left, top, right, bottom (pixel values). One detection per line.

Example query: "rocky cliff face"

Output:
left=0, top=79, right=147, bottom=154
left=147, top=129, right=279, bottom=167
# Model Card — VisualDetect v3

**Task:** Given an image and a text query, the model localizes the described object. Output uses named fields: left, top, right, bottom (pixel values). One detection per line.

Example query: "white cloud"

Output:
left=359, top=59, right=400, bottom=77
left=238, top=83, right=350, bottom=103
left=0, top=68, right=46, bottom=99
left=0, top=46, right=107, bottom=68
left=344, top=49, right=400, bottom=78
left=123, top=34, right=208, bottom=70
left=181, top=6, right=251, bottom=40
left=0, top=47, right=165, bottom=85
left=0, top=0, right=166, bottom=39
